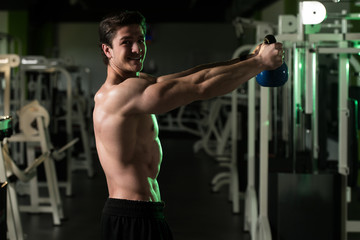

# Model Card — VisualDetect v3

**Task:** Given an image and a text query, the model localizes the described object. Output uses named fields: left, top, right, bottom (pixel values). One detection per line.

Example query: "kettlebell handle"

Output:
left=264, top=35, right=276, bottom=45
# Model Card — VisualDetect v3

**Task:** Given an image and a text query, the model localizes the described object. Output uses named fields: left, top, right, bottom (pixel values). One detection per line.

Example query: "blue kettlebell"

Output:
left=256, top=35, right=288, bottom=87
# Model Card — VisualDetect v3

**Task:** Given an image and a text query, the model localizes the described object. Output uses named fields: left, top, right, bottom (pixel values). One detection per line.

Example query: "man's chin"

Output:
left=132, top=63, right=143, bottom=73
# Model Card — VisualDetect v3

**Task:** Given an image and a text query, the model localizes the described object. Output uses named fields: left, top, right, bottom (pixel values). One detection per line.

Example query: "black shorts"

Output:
left=101, top=198, right=174, bottom=240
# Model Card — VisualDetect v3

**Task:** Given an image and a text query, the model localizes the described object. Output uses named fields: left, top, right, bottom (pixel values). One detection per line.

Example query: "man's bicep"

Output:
left=134, top=79, right=201, bottom=114
left=117, top=76, right=201, bottom=114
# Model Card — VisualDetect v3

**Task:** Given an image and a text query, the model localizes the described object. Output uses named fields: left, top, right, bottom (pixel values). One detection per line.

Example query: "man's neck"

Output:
left=107, top=65, right=139, bottom=84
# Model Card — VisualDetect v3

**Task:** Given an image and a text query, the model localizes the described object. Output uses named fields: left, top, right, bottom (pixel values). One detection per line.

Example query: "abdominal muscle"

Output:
left=106, top=170, right=161, bottom=202
left=95, top=114, right=163, bottom=202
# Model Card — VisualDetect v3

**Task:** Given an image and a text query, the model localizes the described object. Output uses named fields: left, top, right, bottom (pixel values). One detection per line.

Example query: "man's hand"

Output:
left=256, top=42, right=284, bottom=70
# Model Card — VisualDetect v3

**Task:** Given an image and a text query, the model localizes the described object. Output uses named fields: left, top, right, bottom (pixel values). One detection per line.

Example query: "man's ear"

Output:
left=102, top=44, right=113, bottom=59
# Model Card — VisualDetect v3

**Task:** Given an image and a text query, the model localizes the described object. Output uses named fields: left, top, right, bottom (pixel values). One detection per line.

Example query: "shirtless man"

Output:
left=93, top=10, right=283, bottom=240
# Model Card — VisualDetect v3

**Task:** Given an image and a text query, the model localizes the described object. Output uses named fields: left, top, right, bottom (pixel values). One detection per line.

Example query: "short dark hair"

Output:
left=99, top=10, right=147, bottom=65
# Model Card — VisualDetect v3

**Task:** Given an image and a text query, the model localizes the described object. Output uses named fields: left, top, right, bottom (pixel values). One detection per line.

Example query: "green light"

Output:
left=149, top=114, right=162, bottom=202
left=151, top=114, right=163, bottom=162
left=354, top=42, right=360, bottom=56
left=354, top=99, right=359, bottom=131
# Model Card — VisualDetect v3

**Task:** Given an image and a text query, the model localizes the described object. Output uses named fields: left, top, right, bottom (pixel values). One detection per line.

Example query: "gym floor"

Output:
left=18, top=132, right=360, bottom=240
left=20, top=133, right=248, bottom=240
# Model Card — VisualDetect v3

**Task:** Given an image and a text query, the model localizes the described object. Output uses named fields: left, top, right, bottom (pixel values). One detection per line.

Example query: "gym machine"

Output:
left=240, top=1, right=360, bottom=240
left=0, top=54, right=24, bottom=239
left=19, top=56, right=94, bottom=196
left=0, top=54, right=81, bottom=239
left=207, top=18, right=276, bottom=214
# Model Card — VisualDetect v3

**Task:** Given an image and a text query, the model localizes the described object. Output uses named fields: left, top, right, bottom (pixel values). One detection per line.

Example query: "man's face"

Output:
left=107, top=24, right=147, bottom=75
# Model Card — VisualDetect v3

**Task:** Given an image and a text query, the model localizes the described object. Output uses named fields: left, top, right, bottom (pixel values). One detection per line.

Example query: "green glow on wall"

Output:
left=8, top=11, right=28, bottom=55
left=284, top=0, right=298, bottom=15
left=31, top=22, right=56, bottom=56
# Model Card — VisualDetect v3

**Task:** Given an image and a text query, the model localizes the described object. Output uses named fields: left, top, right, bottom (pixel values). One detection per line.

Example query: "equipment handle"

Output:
left=264, top=35, right=276, bottom=44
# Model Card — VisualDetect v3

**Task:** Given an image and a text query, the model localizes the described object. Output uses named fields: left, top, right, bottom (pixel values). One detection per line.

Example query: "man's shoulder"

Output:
left=94, top=77, right=156, bottom=116
left=122, top=74, right=156, bottom=87
left=111, top=76, right=157, bottom=98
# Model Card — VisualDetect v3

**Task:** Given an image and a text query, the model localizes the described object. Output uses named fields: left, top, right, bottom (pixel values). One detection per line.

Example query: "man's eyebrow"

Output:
left=119, top=36, right=132, bottom=41
left=119, top=35, right=145, bottom=41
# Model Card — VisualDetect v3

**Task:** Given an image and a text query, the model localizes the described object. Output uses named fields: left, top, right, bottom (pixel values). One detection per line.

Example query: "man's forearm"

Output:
left=197, top=56, right=264, bottom=100
left=157, top=57, right=242, bottom=82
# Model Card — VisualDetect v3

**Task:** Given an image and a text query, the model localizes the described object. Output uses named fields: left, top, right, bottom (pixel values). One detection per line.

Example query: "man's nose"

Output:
left=132, top=43, right=142, bottom=53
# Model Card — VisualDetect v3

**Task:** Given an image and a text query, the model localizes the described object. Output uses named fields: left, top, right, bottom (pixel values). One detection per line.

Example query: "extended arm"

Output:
left=156, top=43, right=262, bottom=82
left=155, top=42, right=280, bottom=96
left=156, top=57, right=242, bottom=82
left=118, top=42, right=283, bottom=115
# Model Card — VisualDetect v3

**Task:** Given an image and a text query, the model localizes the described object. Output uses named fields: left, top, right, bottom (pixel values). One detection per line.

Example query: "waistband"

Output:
left=102, top=198, right=166, bottom=219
